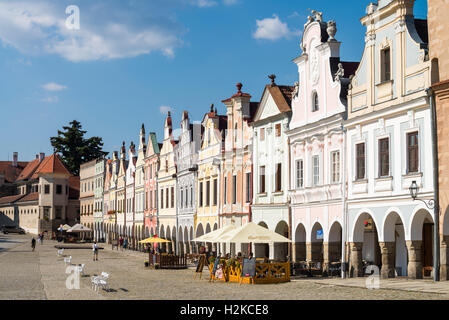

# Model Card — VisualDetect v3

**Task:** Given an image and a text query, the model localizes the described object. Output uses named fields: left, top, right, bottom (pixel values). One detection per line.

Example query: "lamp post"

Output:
left=409, top=180, right=439, bottom=281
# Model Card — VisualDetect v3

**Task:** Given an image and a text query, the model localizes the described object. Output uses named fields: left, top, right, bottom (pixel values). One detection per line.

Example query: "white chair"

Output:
left=57, top=249, right=64, bottom=257
left=91, top=276, right=101, bottom=291
left=98, top=272, right=110, bottom=291
left=64, top=256, right=72, bottom=266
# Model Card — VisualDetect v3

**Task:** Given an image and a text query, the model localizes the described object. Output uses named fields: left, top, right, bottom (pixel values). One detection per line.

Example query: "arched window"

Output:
left=312, top=91, right=319, bottom=112
left=234, top=123, right=238, bottom=143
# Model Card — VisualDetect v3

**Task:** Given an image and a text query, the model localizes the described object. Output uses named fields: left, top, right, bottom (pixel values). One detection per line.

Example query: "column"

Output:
left=349, top=242, right=363, bottom=277
left=306, top=242, right=313, bottom=262
left=269, top=243, right=275, bottom=260
left=440, top=235, right=449, bottom=281
left=323, top=242, right=330, bottom=275
left=406, top=240, right=423, bottom=279
left=379, top=242, right=395, bottom=278
left=291, top=243, right=297, bottom=262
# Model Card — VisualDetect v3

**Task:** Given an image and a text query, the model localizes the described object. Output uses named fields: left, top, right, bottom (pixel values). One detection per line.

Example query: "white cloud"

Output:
left=0, top=1, right=184, bottom=62
left=42, top=82, right=67, bottom=92
left=190, top=0, right=218, bottom=7
left=159, top=106, right=173, bottom=115
left=253, top=15, right=300, bottom=41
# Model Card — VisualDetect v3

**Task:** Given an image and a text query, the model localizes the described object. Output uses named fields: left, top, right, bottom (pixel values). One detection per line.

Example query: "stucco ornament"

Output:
left=305, top=15, right=315, bottom=28
left=309, top=43, right=320, bottom=86
left=334, top=63, right=345, bottom=82
left=327, top=21, right=337, bottom=41
left=293, top=81, right=300, bottom=98
left=311, top=10, right=323, bottom=22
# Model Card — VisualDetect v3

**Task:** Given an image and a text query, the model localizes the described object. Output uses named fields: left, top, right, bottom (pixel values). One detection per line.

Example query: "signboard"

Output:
left=316, top=229, right=323, bottom=240
left=241, top=258, right=256, bottom=278
left=195, top=254, right=207, bottom=273
left=212, top=257, right=220, bottom=276
left=364, top=219, right=373, bottom=230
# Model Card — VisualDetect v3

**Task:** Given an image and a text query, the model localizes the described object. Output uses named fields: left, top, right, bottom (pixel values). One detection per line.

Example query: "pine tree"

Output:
left=50, top=120, right=108, bottom=175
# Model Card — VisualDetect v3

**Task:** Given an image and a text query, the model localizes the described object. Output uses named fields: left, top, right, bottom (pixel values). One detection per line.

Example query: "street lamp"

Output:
left=409, top=181, right=436, bottom=209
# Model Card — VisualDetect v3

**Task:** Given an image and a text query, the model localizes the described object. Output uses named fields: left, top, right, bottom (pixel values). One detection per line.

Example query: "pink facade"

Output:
left=287, top=17, right=358, bottom=265
left=144, top=132, right=160, bottom=236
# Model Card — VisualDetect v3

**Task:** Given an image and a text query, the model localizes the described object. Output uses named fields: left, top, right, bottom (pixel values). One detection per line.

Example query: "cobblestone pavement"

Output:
left=1, top=234, right=449, bottom=300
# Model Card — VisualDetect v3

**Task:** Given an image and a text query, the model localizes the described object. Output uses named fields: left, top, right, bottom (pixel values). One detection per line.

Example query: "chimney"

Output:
left=36, top=154, right=39, bottom=160
left=39, top=153, right=45, bottom=162
left=12, top=152, right=18, bottom=167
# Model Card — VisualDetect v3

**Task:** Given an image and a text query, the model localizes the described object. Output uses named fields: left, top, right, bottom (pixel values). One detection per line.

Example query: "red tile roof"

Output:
left=34, top=154, right=72, bottom=177
left=0, top=194, right=25, bottom=205
left=16, top=192, right=39, bottom=203
left=15, top=158, right=41, bottom=182
left=0, top=161, right=29, bottom=183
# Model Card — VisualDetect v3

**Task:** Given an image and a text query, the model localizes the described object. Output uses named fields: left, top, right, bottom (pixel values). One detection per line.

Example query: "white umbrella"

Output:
left=214, top=222, right=292, bottom=243
left=67, top=223, right=91, bottom=232
left=192, top=224, right=238, bottom=242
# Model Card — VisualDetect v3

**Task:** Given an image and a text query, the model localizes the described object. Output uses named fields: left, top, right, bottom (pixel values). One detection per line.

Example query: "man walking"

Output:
left=31, top=237, right=36, bottom=251
left=93, top=241, right=99, bottom=261
left=40, top=232, right=44, bottom=245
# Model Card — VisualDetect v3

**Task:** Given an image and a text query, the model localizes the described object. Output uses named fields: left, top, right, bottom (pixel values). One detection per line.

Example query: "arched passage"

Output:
left=410, top=208, right=434, bottom=278
left=159, top=225, right=166, bottom=252
left=310, top=222, right=324, bottom=264
left=255, top=222, right=269, bottom=259
left=383, top=211, right=407, bottom=277
left=196, top=224, right=204, bottom=253
left=274, top=221, right=289, bottom=262
left=178, top=227, right=184, bottom=255
left=327, top=221, right=342, bottom=265
left=294, top=223, right=306, bottom=262
left=351, top=212, right=381, bottom=277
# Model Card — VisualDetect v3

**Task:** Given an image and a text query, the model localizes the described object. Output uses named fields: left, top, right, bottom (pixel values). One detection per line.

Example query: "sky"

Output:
left=0, top=0, right=428, bottom=162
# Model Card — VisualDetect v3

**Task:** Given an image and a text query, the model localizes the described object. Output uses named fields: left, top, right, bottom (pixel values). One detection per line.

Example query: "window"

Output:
left=312, top=92, right=319, bottom=112
left=213, top=179, right=218, bottom=206
left=260, top=128, right=265, bottom=141
left=199, top=182, right=203, bottom=207
left=275, top=124, right=281, bottom=137
left=296, top=160, right=304, bottom=188
left=149, top=164, right=152, bottom=179
left=185, top=189, right=188, bottom=208
left=381, top=47, right=391, bottom=82
left=180, top=188, right=184, bottom=208
left=246, top=173, right=251, bottom=203
left=356, top=143, right=366, bottom=180
left=165, top=159, right=168, bottom=172
left=275, top=163, right=282, bottom=192
left=260, top=166, right=266, bottom=193
left=149, top=191, right=153, bottom=209
left=56, top=185, right=62, bottom=195
left=312, top=156, right=320, bottom=186
left=190, top=187, right=193, bottom=207
left=407, top=132, right=419, bottom=173
left=224, top=178, right=227, bottom=204
left=160, top=189, right=164, bottom=209
left=44, top=185, right=50, bottom=194
left=234, top=123, right=238, bottom=144
left=206, top=181, right=210, bottom=206
left=171, top=187, right=174, bottom=208
left=331, top=151, right=340, bottom=183
left=378, top=138, right=389, bottom=177
left=232, top=176, right=237, bottom=204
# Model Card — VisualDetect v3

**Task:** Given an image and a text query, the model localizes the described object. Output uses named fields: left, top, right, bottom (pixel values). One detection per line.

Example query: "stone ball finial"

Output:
left=236, top=82, right=243, bottom=93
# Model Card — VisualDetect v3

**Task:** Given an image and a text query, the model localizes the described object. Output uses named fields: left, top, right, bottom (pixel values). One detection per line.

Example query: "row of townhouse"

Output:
left=80, top=0, right=449, bottom=279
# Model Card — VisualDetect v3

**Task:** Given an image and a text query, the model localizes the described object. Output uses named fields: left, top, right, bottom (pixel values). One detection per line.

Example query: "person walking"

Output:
left=31, top=238, right=36, bottom=251
left=119, top=236, right=124, bottom=251
left=37, top=234, right=41, bottom=244
left=92, top=241, right=99, bottom=261
left=123, top=237, right=128, bottom=250
left=40, top=232, right=44, bottom=245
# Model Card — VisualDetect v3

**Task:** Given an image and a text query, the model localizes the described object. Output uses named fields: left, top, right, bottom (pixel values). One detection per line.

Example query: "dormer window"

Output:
left=381, top=47, right=391, bottom=82
left=312, top=91, right=319, bottom=112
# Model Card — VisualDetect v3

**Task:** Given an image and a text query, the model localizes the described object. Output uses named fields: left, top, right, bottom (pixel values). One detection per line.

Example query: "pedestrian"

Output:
left=37, top=234, right=41, bottom=244
left=40, top=232, right=44, bottom=245
left=31, top=237, right=36, bottom=251
left=123, top=238, right=128, bottom=250
left=119, top=236, right=124, bottom=251
left=92, top=241, right=99, bottom=261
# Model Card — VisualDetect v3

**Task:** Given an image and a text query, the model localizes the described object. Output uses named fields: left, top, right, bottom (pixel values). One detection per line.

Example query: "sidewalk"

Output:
left=307, top=277, right=449, bottom=295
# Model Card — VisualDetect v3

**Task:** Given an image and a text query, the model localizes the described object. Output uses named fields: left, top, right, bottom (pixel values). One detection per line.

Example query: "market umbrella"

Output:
left=192, top=224, right=238, bottom=242
left=139, top=236, right=171, bottom=244
left=67, top=223, right=91, bottom=232
left=214, top=222, right=292, bottom=243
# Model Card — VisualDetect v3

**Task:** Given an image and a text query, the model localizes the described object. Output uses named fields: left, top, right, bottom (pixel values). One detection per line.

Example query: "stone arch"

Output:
left=255, top=221, right=269, bottom=259
left=213, top=223, right=218, bottom=231
left=274, top=220, right=289, bottom=262
left=409, top=208, right=434, bottom=241
left=382, top=210, right=408, bottom=277
left=327, top=221, right=342, bottom=264
left=409, top=208, right=434, bottom=278
left=178, top=227, right=184, bottom=255
left=205, top=223, right=211, bottom=234
left=294, top=223, right=307, bottom=262
left=311, top=221, right=324, bottom=263
left=196, top=223, right=204, bottom=238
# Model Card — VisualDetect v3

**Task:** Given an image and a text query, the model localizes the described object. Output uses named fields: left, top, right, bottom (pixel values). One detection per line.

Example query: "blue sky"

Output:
left=0, top=0, right=428, bottom=162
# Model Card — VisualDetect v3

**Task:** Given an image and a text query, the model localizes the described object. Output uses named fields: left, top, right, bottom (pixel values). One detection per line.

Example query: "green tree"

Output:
left=50, top=120, right=108, bottom=176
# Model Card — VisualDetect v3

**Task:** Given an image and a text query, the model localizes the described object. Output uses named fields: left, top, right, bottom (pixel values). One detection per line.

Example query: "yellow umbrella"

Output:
left=139, top=236, right=171, bottom=244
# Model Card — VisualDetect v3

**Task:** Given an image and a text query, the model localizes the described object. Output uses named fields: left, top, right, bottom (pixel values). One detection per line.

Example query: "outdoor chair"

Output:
left=64, top=256, right=72, bottom=266
left=98, top=272, right=110, bottom=291
left=91, top=276, right=101, bottom=291
left=57, top=249, right=64, bottom=257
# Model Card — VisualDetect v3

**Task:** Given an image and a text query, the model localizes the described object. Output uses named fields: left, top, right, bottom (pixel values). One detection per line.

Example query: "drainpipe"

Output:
left=287, top=136, right=292, bottom=263
left=341, top=125, right=347, bottom=279
left=428, top=88, right=440, bottom=282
